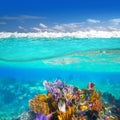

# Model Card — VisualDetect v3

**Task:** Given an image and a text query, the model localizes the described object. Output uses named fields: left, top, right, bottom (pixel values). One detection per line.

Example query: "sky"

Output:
left=0, top=0, right=120, bottom=32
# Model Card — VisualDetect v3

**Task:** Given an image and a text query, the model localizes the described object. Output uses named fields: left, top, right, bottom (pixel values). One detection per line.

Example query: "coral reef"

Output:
left=13, top=79, right=120, bottom=120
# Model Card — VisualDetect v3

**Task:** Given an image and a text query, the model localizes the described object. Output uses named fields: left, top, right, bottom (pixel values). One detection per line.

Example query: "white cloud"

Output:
left=109, top=18, right=120, bottom=25
left=62, top=23, right=82, bottom=29
left=0, top=22, right=6, bottom=25
left=107, top=26, right=119, bottom=31
left=18, top=26, right=27, bottom=32
left=53, top=25, right=65, bottom=32
left=31, top=23, right=47, bottom=32
left=1, top=17, right=120, bottom=33
left=51, top=21, right=120, bottom=32
left=18, top=26, right=24, bottom=29
left=0, top=15, right=45, bottom=20
left=31, top=27, right=41, bottom=32
left=87, top=19, right=100, bottom=23
left=62, top=23, right=77, bottom=28
left=39, top=23, right=47, bottom=29
left=21, top=15, right=45, bottom=19
left=52, top=23, right=83, bottom=32
left=0, top=16, right=18, bottom=20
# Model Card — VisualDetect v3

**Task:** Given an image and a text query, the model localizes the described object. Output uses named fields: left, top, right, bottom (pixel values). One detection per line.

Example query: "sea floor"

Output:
left=0, top=78, right=47, bottom=120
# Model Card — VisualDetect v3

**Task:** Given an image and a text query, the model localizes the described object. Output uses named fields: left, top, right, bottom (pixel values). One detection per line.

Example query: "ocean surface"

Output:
left=0, top=37, right=120, bottom=119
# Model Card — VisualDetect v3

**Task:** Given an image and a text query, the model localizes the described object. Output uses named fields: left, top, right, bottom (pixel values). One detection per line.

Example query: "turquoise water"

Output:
left=0, top=37, right=120, bottom=119
left=0, top=37, right=120, bottom=71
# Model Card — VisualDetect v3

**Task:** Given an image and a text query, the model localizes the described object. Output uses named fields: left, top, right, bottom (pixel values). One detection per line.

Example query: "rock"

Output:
left=12, top=110, right=36, bottom=120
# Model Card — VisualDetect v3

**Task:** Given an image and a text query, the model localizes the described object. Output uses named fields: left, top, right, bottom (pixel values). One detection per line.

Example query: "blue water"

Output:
left=0, top=37, right=120, bottom=119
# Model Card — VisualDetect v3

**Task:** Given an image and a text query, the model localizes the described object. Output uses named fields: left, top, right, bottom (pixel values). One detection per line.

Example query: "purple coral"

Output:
left=43, top=79, right=66, bottom=100
left=43, top=80, right=54, bottom=93
left=53, top=79, right=66, bottom=89
left=35, top=113, right=52, bottom=120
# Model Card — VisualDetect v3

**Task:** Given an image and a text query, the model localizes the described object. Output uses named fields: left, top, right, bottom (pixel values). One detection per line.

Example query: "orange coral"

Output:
left=79, top=117, right=87, bottom=120
left=57, top=106, right=74, bottom=120
left=89, top=90, right=103, bottom=111
left=29, top=94, right=50, bottom=114
left=91, top=99, right=103, bottom=111
left=72, top=116, right=87, bottom=120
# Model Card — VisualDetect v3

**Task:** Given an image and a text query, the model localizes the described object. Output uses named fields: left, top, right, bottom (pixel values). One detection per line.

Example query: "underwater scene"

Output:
left=0, top=37, right=120, bottom=120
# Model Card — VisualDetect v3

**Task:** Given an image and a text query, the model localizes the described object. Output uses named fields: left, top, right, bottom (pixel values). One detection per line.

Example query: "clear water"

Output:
left=0, top=37, right=120, bottom=119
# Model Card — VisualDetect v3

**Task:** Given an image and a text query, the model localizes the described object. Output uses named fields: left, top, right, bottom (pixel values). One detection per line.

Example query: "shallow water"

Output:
left=0, top=37, right=120, bottom=119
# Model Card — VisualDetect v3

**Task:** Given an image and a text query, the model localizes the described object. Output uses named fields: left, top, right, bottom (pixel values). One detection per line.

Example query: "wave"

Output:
left=0, top=31, right=120, bottom=38
left=0, top=48, right=120, bottom=62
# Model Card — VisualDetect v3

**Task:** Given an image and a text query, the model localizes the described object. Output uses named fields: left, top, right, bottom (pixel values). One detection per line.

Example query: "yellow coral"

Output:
left=57, top=106, right=74, bottom=120
left=37, top=94, right=47, bottom=102
left=47, top=93, right=53, bottom=99
left=80, top=105, right=88, bottom=111
left=29, top=94, right=50, bottom=114
left=89, top=90, right=100, bottom=102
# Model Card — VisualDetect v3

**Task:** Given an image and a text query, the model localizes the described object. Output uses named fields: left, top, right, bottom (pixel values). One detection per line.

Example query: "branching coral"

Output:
left=89, top=90, right=103, bottom=111
left=89, top=90, right=101, bottom=102
left=91, top=99, right=103, bottom=111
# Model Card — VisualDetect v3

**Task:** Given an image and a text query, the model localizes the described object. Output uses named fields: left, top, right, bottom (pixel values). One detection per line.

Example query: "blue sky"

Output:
left=0, top=0, right=120, bottom=32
